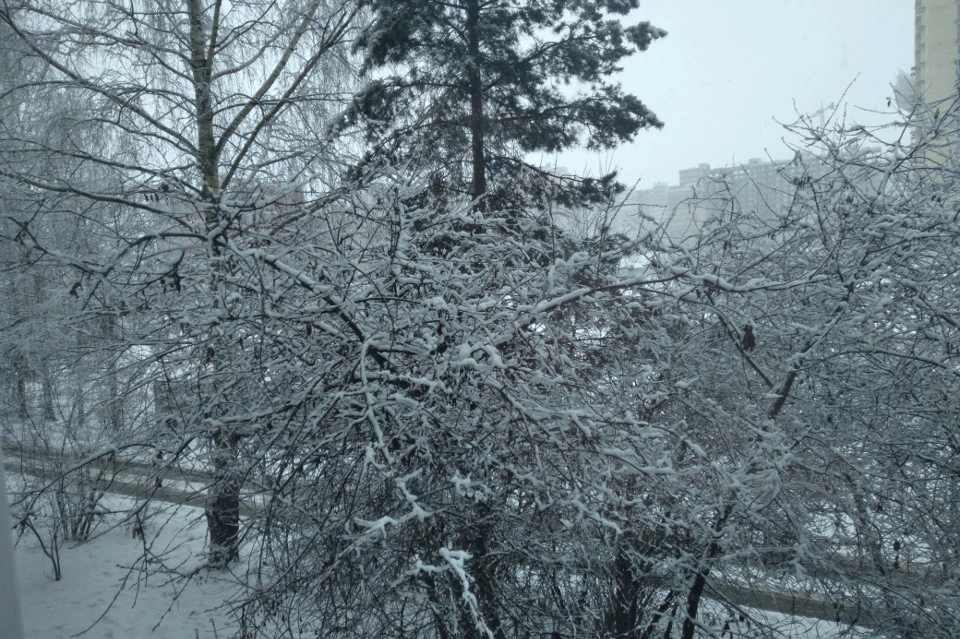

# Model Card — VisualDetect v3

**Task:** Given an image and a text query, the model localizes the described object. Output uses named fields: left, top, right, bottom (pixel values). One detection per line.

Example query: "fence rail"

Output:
left=3, top=441, right=914, bottom=631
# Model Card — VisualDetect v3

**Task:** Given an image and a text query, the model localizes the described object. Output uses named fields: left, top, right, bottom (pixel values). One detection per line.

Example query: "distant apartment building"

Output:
left=625, top=157, right=810, bottom=242
left=913, top=0, right=960, bottom=163
left=914, top=0, right=960, bottom=106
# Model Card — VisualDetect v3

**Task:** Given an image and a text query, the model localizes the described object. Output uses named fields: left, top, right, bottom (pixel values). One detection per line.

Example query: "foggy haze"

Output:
left=548, top=0, right=914, bottom=188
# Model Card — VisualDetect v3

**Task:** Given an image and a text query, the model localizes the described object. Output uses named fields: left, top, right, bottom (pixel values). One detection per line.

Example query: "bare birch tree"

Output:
left=0, top=0, right=361, bottom=566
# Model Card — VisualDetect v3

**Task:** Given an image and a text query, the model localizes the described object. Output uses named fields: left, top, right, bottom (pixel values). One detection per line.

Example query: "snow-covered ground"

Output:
left=11, top=490, right=242, bottom=639
left=7, top=476, right=867, bottom=639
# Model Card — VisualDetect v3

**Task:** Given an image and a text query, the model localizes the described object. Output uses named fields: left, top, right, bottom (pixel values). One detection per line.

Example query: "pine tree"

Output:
left=349, top=0, right=666, bottom=210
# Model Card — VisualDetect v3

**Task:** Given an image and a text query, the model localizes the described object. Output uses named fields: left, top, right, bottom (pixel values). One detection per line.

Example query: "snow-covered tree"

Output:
left=346, top=0, right=665, bottom=211
left=191, top=169, right=672, bottom=638
left=0, top=0, right=362, bottom=566
left=6, top=2, right=960, bottom=637
left=622, top=105, right=960, bottom=637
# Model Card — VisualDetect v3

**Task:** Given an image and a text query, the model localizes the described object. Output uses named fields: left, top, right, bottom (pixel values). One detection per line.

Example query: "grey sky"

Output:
left=548, top=0, right=914, bottom=188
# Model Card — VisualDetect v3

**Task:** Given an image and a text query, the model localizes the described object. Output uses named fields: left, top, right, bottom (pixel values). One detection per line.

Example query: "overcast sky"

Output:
left=548, top=1, right=914, bottom=188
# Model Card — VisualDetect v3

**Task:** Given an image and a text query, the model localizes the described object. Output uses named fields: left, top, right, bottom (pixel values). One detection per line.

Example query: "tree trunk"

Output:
left=606, top=542, right=642, bottom=638
left=187, top=0, right=220, bottom=203
left=206, top=430, right=241, bottom=566
left=461, top=510, right=505, bottom=639
left=681, top=504, right=732, bottom=639
left=14, top=352, right=29, bottom=420
left=680, top=569, right=708, bottom=639
left=465, top=0, right=486, bottom=212
left=186, top=0, right=241, bottom=567
left=41, top=366, right=55, bottom=422
left=99, top=313, right=122, bottom=434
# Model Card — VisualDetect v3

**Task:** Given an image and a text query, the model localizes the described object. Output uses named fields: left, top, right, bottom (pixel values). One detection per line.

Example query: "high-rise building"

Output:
left=914, top=0, right=960, bottom=106
left=912, top=0, right=960, bottom=162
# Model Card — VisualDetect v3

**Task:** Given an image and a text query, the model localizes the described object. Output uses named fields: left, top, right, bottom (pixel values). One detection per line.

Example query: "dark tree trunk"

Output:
left=460, top=509, right=505, bottom=639
left=15, top=352, right=29, bottom=420
left=465, top=0, right=486, bottom=212
left=680, top=569, right=708, bottom=639
left=606, top=542, right=642, bottom=637
left=41, top=367, right=55, bottom=422
left=206, top=430, right=241, bottom=566
left=681, top=505, right=732, bottom=639
left=100, top=313, right=123, bottom=434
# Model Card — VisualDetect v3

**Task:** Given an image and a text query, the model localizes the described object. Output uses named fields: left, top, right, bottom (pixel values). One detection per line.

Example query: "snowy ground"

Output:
left=11, top=489, right=243, bottom=639
left=7, top=475, right=866, bottom=639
